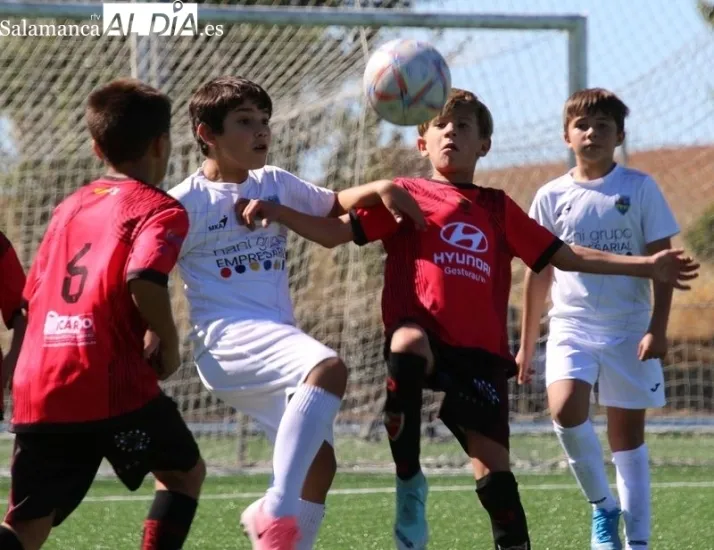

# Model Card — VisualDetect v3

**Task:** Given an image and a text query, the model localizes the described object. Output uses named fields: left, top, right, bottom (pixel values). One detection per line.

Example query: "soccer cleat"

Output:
left=240, top=498, right=300, bottom=550
left=393, top=471, right=429, bottom=550
left=591, top=507, right=623, bottom=550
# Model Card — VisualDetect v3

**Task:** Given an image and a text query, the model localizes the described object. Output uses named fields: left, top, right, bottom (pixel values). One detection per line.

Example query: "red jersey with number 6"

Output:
left=11, top=178, right=188, bottom=431
left=349, top=177, right=562, bottom=367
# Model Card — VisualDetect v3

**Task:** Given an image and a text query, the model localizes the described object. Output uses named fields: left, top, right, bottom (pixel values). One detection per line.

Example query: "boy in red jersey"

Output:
left=0, top=79, right=206, bottom=550
left=0, top=231, right=27, bottom=418
left=235, top=89, right=697, bottom=550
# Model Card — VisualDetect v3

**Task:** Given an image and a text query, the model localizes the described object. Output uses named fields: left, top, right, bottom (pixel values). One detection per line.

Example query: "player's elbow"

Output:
left=550, top=244, right=581, bottom=272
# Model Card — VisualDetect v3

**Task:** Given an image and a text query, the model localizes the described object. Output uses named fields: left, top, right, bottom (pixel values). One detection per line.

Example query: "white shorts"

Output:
left=545, top=328, right=665, bottom=409
left=194, top=319, right=338, bottom=443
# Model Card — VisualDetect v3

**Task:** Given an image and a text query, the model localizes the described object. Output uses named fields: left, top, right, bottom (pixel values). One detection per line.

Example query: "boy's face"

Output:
left=417, top=108, right=490, bottom=180
left=565, top=112, right=624, bottom=163
left=200, top=101, right=271, bottom=174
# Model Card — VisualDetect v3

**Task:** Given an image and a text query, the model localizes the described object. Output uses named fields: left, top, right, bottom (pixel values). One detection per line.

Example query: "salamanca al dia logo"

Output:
left=0, top=1, right=223, bottom=37
left=103, top=1, right=223, bottom=37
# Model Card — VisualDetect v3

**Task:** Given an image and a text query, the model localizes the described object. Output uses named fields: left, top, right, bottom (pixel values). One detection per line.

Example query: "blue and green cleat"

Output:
left=393, top=471, right=429, bottom=550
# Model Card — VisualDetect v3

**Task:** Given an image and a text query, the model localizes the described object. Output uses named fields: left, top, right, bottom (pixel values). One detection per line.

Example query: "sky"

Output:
left=1, top=0, right=712, bottom=172
left=376, top=0, right=714, bottom=168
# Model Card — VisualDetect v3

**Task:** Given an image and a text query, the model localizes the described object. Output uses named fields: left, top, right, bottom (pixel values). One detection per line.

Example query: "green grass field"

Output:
left=3, top=466, right=712, bottom=549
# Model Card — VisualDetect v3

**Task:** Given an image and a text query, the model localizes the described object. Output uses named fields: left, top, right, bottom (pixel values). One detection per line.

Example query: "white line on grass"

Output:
left=66, top=480, right=714, bottom=503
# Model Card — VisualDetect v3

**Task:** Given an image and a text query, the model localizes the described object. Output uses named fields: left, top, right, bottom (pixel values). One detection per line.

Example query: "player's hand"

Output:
left=235, top=198, right=282, bottom=230
left=515, top=348, right=535, bottom=385
left=143, top=330, right=160, bottom=358
left=650, top=249, right=699, bottom=289
left=638, top=332, right=668, bottom=361
left=376, top=181, right=426, bottom=230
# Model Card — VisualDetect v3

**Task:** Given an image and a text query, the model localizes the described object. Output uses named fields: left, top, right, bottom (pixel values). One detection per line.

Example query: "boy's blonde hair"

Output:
left=563, top=88, right=630, bottom=133
left=417, top=88, right=493, bottom=140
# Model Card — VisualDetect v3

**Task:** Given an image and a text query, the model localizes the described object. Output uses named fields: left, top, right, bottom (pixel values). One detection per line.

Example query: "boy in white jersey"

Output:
left=517, top=88, right=687, bottom=550
left=168, top=76, right=424, bottom=550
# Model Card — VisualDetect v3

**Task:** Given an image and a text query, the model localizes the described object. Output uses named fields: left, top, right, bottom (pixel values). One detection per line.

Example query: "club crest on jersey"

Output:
left=615, top=195, right=630, bottom=215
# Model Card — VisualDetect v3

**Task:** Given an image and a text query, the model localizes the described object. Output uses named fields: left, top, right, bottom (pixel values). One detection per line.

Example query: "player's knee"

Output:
left=389, top=324, right=431, bottom=359
left=550, top=399, right=589, bottom=428
left=307, top=357, right=348, bottom=398
left=548, top=380, right=591, bottom=427
left=156, top=457, right=206, bottom=498
left=466, top=432, right=510, bottom=478
left=187, top=457, right=207, bottom=495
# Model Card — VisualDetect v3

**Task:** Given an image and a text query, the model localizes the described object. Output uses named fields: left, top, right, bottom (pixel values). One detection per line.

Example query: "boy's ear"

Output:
left=196, top=122, right=216, bottom=151
left=478, top=138, right=492, bottom=157
left=563, top=129, right=572, bottom=147
left=91, top=139, right=105, bottom=161
left=417, top=135, right=429, bottom=158
left=616, top=130, right=626, bottom=147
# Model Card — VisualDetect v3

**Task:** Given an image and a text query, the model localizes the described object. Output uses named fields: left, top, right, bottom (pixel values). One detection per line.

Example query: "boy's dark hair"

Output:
left=86, top=78, right=171, bottom=166
left=189, top=76, right=273, bottom=155
left=417, top=88, right=494, bottom=140
left=563, top=88, right=630, bottom=133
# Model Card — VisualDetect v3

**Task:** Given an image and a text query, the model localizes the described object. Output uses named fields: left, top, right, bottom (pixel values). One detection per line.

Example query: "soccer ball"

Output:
left=363, top=39, right=452, bottom=126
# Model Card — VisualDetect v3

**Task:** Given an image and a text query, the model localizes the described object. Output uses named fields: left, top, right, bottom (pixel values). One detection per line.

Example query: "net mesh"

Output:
left=1, top=0, right=713, bottom=473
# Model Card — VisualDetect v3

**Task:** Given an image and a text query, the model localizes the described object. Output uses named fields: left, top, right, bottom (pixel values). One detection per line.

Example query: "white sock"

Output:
left=553, top=421, right=618, bottom=511
left=264, top=385, right=341, bottom=518
left=613, top=444, right=650, bottom=550
left=296, top=499, right=325, bottom=550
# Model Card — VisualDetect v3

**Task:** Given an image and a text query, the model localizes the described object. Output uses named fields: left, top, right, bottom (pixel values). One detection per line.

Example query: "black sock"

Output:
left=476, top=472, right=530, bottom=549
left=0, top=525, right=25, bottom=550
left=383, top=352, right=427, bottom=480
left=142, top=490, right=198, bottom=550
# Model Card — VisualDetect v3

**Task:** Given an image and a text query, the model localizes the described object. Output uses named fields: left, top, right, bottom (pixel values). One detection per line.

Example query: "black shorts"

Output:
left=5, top=393, right=200, bottom=526
left=385, top=333, right=513, bottom=452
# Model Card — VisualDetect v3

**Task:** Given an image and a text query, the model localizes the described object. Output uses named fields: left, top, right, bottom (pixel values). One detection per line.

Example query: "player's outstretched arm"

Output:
left=129, top=280, right=181, bottom=380
left=237, top=199, right=355, bottom=249
left=550, top=244, right=699, bottom=289
left=516, top=266, right=553, bottom=385
left=332, top=179, right=426, bottom=230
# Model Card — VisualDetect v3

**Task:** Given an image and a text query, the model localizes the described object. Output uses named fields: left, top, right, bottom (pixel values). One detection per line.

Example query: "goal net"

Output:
left=1, top=0, right=713, bottom=474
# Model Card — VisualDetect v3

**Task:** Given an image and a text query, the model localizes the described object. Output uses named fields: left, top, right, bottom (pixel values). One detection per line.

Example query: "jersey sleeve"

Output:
left=167, top=180, right=201, bottom=260
left=640, top=177, right=680, bottom=243
left=348, top=204, right=401, bottom=245
left=505, top=195, right=563, bottom=272
left=0, top=233, right=26, bottom=329
left=278, top=169, right=336, bottom=217
left=528, top=188, right=557, bottom=233
left=126, top=207, right=190, bottom=287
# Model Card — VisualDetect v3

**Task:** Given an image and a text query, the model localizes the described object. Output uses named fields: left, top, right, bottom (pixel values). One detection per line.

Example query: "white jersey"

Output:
left=168, top=165, right=336, bottom=347
left=529, top=164, right=679, bottom=335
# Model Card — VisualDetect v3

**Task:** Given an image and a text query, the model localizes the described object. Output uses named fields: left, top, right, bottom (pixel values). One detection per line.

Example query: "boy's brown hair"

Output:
left=417, top=88, right=494, bottom=140
left=86, top=78, right=171, bottom=166
left=563, top=88, right=630, bottom=133
left=190, top=76, right=273, bottom=155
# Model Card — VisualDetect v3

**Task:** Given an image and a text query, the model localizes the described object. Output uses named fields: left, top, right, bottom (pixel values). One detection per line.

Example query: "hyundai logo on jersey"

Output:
left=439, top=222, right=488, bottom=253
